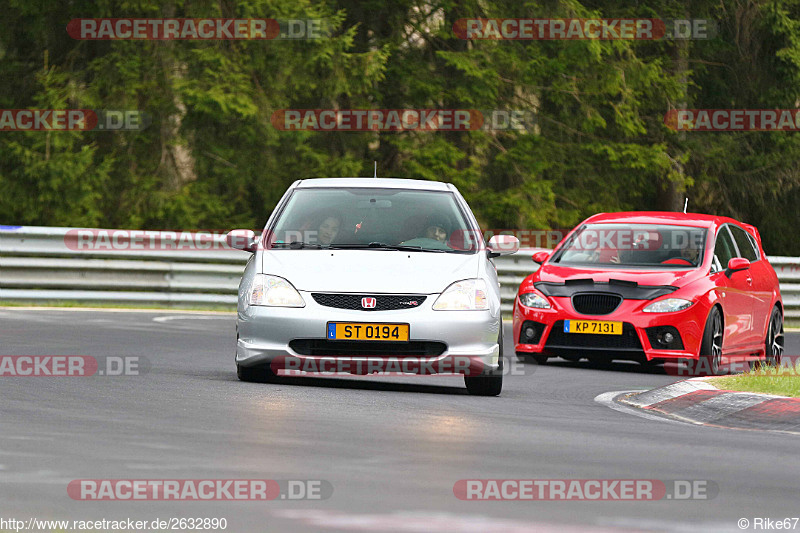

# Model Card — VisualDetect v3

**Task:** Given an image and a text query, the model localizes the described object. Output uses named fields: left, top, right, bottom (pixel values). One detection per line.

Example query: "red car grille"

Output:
left=571, top=293, right=622, bottom=315
left=545, top=321, right=642, bottom=352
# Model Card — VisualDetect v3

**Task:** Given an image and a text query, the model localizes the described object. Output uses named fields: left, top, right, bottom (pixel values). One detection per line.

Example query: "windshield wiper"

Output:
left=329, top=242, right=445, bottom=252
left=270, top=241, right=322, bottom=249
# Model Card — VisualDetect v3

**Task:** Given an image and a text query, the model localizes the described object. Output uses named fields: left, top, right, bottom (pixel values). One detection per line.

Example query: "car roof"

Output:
left=293, top=177, right=453, bottom=191
left=581, top=211, right=743, bottom=229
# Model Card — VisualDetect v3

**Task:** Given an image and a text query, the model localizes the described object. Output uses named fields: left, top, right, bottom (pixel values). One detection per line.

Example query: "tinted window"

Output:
left=551, top=223, right=707, bottom=268
left=729, top=225, right=759, bottom=261
left=713, top=227, right=737, bottom=268
left=269, top=188, right=476, bottom=253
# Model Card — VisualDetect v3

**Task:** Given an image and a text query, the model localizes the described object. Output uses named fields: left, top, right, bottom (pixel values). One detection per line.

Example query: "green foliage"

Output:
left=0, top=0, right=799, bottom=254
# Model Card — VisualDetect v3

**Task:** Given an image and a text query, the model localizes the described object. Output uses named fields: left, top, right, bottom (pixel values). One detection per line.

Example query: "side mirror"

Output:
left=487, top=235, right=520, bottom=258
left=532, top=251, right=550, bottom=264
left=725, top=257, right=750, bottom=277
left=226, top=229, right=257, bottom=252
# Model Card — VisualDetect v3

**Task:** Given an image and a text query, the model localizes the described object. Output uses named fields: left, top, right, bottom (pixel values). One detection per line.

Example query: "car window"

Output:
left=551, top=223, right=707, bottom=268
left=268, top=187, right=477, bottom=253
left=713, top=226, right=737, bottom=270
left=729, top=224, right=759, bottom=261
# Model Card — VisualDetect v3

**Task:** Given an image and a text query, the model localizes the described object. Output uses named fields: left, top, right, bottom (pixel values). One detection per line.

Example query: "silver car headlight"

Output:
left=248, top=274, right=305, bottom=307
left=519, top=291, right=551, bottom=309
left=432, top=279, right=489, bottom=311
left=643, top=298, right=693, bottom=313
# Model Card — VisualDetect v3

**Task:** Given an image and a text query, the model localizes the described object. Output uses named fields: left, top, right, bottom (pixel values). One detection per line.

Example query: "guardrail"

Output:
left=1, top=226, right=798, bottom=320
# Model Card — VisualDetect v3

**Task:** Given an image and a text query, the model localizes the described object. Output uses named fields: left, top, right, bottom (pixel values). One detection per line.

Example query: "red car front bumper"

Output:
left=512, top=296, right=708, bottom=361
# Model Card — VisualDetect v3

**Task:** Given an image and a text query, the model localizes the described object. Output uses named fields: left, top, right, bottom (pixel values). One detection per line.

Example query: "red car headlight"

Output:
left=519, top=290, right=551, bottom=309
left=643, top=298, right=693, bottom=313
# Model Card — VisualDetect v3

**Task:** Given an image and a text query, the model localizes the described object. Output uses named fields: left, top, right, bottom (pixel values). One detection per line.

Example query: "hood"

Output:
left=536, top=263, right=705, bottom=288
left=260, top=250, right=479, bottom=293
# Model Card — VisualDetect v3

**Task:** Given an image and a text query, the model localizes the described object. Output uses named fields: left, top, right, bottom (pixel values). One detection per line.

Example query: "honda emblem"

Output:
left=361, top=297, right=377, bottom=309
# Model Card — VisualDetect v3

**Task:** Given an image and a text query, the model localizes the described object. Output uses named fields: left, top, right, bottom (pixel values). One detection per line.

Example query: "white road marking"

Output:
left=153, top=315, right=233, bottom=323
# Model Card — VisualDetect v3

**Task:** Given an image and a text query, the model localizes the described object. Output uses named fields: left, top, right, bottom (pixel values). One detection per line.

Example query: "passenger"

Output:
left=317, top=214, right=342, bottom=245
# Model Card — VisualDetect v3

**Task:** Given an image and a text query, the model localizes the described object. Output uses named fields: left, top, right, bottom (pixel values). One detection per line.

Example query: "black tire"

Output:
left=698, top=306, right=724, bottom=376
left=237, top=363, right=276, bottom=383
left=465, top=328, right=503, bottom=396
left=764, top=306, right=784, bottom=367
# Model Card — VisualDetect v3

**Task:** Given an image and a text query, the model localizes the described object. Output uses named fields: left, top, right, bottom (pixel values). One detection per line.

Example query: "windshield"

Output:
left=551, top=223, right=708, bottom=268
left=268, top=187, right=477, bottom=253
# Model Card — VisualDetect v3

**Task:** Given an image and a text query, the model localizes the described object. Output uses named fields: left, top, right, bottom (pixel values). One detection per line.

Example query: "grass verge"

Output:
left=713, top=364, right=800, bottom=398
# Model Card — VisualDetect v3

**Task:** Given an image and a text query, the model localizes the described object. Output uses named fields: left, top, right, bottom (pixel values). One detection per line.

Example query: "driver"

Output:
left=679, top=243, right=701, bottom=263
left=423, top=215, right=450, bottom=243
left=400, top=214, right=452, bottom=247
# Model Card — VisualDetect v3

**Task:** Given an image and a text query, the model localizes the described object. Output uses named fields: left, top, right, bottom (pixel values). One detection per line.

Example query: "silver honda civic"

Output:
left=226, top=177, right=520, bottom=395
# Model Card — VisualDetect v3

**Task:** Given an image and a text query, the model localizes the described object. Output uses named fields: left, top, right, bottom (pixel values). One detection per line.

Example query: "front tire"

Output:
left=465, top=328, right=503, bottom=396
left=237, top=363, right=276, bottom=383
left=699, top=306, right=724, bottom=376
left=765, top=306, right=784, bottom=367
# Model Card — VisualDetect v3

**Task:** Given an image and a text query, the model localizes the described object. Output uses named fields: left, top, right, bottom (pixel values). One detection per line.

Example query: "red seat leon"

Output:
left=512, top=212, right=784, bottom=375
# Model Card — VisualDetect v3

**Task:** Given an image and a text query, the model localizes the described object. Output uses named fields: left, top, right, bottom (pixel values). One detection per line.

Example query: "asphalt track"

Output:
left=1, top=308, right=799, bottom=532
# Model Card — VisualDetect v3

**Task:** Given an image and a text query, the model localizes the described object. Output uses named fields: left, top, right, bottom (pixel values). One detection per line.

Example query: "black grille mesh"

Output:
left=571, top=293, right=622, bottom=315
left=312, top=293, right=426, bottom=311
left=545, top=320, right=642, bottom=351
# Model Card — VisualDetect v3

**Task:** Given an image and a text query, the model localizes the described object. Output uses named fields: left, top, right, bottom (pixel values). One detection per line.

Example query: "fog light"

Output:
left=646, top=326, right=684, bottom=350
left=525, top=327, right=535, bottom=339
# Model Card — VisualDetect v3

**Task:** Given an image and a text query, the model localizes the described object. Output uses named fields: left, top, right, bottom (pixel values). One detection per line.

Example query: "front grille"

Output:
left=545, top=320, right=642, bottom=352
left=571, top=293, right=622, bottom=315
left=312, top=293, right=427, bottom=311
left=289, top=339, right=446, bottom=357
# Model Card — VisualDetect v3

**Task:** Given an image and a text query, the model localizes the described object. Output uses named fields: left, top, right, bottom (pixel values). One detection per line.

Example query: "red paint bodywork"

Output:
left=512, top=212, right=783, bottom=363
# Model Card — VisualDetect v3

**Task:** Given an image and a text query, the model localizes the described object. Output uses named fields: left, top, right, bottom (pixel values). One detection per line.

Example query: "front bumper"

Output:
left=237, top=291, right=502, bottom=374
left=512, top=297, right=706, bottom=361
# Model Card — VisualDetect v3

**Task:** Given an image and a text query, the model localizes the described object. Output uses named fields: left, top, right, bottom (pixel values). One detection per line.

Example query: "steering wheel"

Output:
left=661, top=257, right=695, bottom=265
